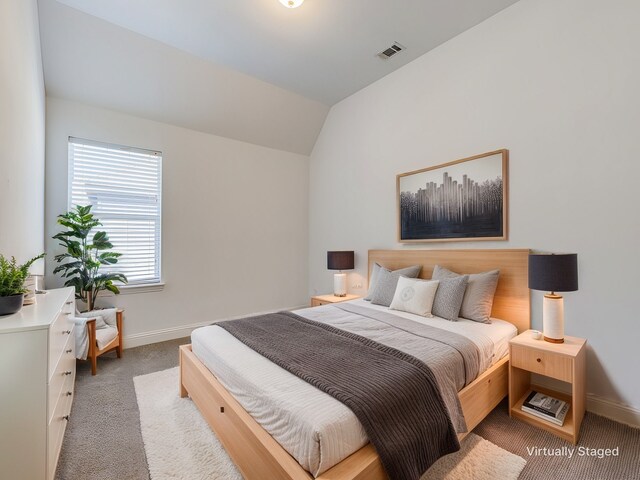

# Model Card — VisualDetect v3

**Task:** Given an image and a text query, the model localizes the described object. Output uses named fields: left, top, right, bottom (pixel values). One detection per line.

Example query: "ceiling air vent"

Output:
left=378, top=42, right=405, bottom=60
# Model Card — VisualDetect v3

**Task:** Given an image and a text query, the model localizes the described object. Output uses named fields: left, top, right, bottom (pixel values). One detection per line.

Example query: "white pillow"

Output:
left=76, top=311, right=108, bottom=329
left=96, top=308, right=118, bottom=328
left=76, top=308, right=118, bottom=328
left=389, top=277, right=440, bottom=317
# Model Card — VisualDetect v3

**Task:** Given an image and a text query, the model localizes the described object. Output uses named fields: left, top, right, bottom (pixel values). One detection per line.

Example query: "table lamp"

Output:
left=327, top=251, right=354, bottom=297
left=528, top=253, right=578, bottom=343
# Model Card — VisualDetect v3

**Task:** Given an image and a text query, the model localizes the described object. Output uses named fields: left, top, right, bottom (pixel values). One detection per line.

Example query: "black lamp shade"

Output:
left=327, top=251, right=354, bottom=271
left=529, top=254, right=578, bottom=292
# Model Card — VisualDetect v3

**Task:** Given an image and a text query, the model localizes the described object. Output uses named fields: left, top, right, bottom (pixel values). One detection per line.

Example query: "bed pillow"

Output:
left=364, top=263, right=382, bottom=301
left=370, top=265, right=422, bottom=307
left=432, top=265, right=499, bottom=323
left=389, top=277, right=439, bottom=317
left=365, top=264, right=421, bottom=301
left=430, top=275, right=469, bottom=321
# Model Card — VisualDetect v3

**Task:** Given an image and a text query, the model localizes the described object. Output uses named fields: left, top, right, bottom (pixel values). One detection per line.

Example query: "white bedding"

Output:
left=345, top=300, right=517, bottom=366
left=190, top=300, right=517, bottom=477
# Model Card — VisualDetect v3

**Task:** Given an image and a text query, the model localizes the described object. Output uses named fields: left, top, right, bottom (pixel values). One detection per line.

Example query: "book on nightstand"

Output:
left=521, top=391, right=569, bottom=426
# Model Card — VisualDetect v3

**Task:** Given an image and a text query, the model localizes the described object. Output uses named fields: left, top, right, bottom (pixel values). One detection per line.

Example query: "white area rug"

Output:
left=134, top=367, right=526, bottom=480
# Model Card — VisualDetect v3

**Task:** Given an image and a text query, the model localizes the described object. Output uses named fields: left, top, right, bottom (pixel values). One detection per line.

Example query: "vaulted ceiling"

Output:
left=38, top=0, right=519, bottom=154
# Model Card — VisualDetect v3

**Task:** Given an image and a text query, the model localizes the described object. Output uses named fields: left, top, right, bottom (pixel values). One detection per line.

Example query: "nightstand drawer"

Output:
left=511, top=344, right=573, bottom=382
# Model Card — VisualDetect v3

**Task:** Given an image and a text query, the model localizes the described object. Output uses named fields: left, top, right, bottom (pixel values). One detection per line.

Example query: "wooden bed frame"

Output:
left=180, top=249, right=530, bottom=480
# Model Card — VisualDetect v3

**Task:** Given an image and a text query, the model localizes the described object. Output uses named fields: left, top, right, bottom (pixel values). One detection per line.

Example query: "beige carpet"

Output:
left=134, top=367, right=526, bottom=480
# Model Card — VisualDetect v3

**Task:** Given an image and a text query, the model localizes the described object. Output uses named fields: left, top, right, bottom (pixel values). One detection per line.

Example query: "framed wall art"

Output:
left=397, top=149, right=508, bottom=243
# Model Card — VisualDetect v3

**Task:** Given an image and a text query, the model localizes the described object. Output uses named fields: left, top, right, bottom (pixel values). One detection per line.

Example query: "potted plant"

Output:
left=0, top=253, right=46, bottom=316
left=53, top=205, right=127, bottom=311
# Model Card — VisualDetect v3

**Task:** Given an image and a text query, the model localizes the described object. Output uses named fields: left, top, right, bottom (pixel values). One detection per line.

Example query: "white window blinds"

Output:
left=68, top=137, right=162, bottom=285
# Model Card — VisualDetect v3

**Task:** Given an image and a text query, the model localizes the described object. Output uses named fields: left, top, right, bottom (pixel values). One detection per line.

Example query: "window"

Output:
left=68, top=137, right=162, bottom=286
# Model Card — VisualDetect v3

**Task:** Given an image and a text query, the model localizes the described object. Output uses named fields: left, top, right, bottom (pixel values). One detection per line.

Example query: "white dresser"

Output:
left=0, top=287, right=76, bottom=480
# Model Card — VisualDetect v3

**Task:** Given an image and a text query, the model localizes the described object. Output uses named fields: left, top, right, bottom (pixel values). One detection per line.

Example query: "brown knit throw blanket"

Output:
left=217, top=311, right=460, bottom=480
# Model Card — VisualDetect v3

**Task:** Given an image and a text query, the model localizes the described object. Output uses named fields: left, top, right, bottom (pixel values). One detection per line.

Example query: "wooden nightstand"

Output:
left=310, top=294, right=360, bottom=307
left=509, top=330, right=586, bottom=444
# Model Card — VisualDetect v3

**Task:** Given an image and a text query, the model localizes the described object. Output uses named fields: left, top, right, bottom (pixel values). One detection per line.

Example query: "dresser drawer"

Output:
left=48, top=332, right=75, bottom=423
left=511, top=344, right=573, bottom=382
left=49, top=312, right=73, bottom=379
left=47, top=373, right=74, bottom=480
left=48, top=296, right=75, bottom=379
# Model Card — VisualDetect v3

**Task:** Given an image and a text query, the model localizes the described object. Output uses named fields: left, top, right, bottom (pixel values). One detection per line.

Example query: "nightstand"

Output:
left=310, top=294, right=360, bottom=307
left=509, top=330, right=586, bottom=444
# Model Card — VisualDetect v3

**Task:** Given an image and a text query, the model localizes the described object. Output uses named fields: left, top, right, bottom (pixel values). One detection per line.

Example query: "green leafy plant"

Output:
left=0, top=253, right=45, bottom=297
left=53, top=205, right=127, bottom=311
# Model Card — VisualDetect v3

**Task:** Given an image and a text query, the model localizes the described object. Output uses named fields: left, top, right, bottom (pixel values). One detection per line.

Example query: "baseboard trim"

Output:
left=586, top=393, right=640, bottom=428
left=534, top=376, right=640, bottom=428
left=123, top=304, right=309, bottom=349
left=123, top=321, right=206, bottom=349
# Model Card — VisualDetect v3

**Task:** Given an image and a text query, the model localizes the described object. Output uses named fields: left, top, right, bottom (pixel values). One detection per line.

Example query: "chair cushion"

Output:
left=95, top=326, right=118, bottom=350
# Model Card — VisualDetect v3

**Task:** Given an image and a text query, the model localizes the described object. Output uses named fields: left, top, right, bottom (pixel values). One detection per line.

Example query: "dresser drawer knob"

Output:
left=66, top=391, right=73, bottom=397
left=536, top=358, right=542, bottom=363
left=63, top=330, right=71, bottom=335
left=66, top=301, right=73, bottom=305
left=63, top=415, right=70, bottom=421
left=65, top=349, right=73, bottom=354
left=64, top=371, right=72, bottom=376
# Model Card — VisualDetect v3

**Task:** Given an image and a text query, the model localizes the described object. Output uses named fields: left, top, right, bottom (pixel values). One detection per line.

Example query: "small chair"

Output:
left=72, top=308, right=124, bottom=375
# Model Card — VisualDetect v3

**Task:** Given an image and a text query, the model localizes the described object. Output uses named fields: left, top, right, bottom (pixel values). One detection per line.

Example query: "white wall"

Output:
left=0, top=0, right=45, bottom=272
left=309, top=0, right=640, bottom=421
left=45, top=97, right=309, bottom=345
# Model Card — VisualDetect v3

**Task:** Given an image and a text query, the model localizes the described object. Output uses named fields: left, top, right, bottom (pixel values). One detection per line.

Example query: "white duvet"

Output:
left=190, top=299, right=517, bottom=477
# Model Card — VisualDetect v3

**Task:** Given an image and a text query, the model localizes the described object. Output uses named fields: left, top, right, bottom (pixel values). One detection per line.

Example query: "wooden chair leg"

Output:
left=87, top=318, right=97, bottom=375
left=116, top=309, right=124, bottom=358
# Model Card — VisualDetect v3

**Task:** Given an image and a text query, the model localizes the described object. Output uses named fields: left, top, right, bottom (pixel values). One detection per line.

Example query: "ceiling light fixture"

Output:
left=279, top=0, right=304, bottom=8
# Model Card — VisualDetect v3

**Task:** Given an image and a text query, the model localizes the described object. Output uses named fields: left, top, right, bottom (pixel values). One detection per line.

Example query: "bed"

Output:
left=179, top=249, right=530, bottom=480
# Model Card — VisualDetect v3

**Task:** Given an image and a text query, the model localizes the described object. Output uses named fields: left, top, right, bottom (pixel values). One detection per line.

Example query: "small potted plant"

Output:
left=0, top=253, right=45, bottom=316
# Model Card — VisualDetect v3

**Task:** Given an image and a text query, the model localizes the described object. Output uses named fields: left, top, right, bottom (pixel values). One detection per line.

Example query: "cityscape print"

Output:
left=398, top=151, right=507, bottom=241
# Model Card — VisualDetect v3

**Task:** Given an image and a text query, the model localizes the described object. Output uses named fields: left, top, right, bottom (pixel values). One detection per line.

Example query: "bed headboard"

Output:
left=368, top=249, right=530, bottom=333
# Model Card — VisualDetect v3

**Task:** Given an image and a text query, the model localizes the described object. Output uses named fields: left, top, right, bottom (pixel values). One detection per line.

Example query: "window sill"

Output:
left=117, top=282, right=165, bottom=295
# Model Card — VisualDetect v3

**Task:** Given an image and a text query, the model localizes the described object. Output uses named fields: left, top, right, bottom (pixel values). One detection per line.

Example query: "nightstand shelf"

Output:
left=508, top=330, right=586, bottom=444
left=511, top=385, right=575, bottom=440
left=310, top=294, right=360, bottom=307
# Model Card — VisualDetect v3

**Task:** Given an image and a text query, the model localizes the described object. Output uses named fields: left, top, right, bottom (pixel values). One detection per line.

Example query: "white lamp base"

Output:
left=333, top=273, right=347, bottom=297
left=543, top=294, right=564, bottom=343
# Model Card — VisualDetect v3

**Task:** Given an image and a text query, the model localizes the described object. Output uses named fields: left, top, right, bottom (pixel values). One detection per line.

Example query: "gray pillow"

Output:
left=364, top=263, right=382, bottom=301
left=370, top=265, right=422, bottom=307
left=432, top=265, right=499, bottom=323
left=365, top=263, right=421, bottom=301
left=431, top=276, right=469, bottom=321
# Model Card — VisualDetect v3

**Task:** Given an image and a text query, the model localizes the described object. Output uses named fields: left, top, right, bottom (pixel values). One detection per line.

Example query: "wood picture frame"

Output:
left=397, top=149, right=508, bottom=243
